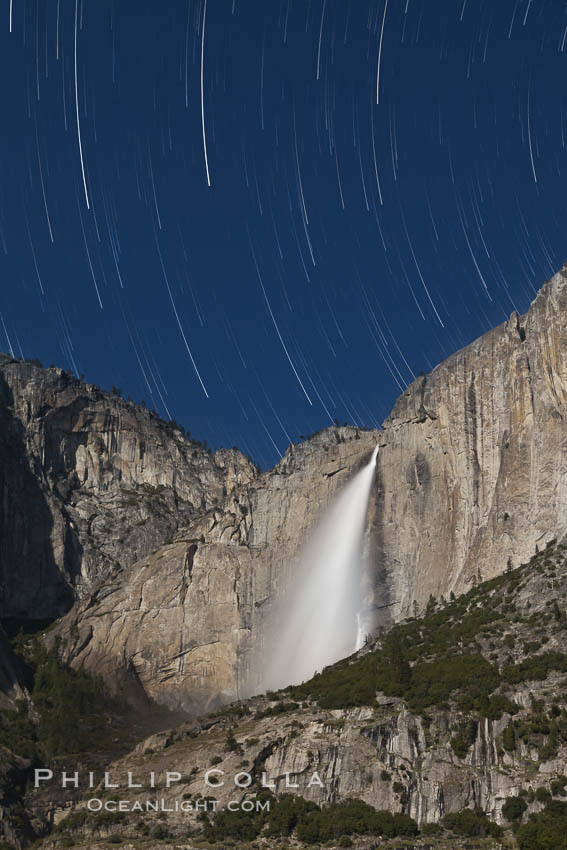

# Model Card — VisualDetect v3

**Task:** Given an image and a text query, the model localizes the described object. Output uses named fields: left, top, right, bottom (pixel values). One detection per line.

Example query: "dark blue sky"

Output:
left=0, top=0, right=565, bottom=467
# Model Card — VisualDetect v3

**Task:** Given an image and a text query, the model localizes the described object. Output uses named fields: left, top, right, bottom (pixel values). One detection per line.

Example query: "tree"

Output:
left=386, top=632, right=411, bottom=694
left=502, top=795, right=527, bottom=822
left=502, top=723, right=515, bottom=752
left=425, top=594, right=437, bottom=615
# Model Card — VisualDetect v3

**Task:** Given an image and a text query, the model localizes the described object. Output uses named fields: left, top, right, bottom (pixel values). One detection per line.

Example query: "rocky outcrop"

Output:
left=81, top=698, right=523, bottom=829
left=374, top=266, right=567, bottom=619
left=0, top=356, right=256, bottom=622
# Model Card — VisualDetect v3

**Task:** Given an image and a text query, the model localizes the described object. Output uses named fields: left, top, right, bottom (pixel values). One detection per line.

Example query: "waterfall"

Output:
left=261, top=445, right=379, bottom=691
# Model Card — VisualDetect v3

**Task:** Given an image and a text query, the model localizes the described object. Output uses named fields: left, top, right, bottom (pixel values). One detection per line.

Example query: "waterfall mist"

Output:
left=260, top=446, right=379, bottom=692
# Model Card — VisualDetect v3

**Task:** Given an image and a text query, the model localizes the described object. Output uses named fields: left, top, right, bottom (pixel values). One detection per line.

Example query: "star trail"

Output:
left=0, top=0, right=565, bottom=468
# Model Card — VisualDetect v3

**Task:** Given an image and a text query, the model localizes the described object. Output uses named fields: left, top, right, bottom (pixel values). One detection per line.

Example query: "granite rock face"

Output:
left=85, top=697, right=532, bottom=830
left=2, top=267, right=567, bottom=713
left=52, top=429, right=379, bottom=712
left=0, top=355, right=256, bottom=622
left=374, top=266, right=567, bottom=620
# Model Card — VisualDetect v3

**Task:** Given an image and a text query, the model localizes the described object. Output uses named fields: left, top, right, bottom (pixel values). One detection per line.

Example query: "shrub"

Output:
left=264, top=794, right=317, bottom=838
left=225, top=729, right=242, bottom=753
left=93, top=811, right=125, bottom=827
left=486, top=693, right=519, bottom=720
left=451, top=719, right=477, bottom=758
left=551, top=778, right=567, bottom=797
left=151, top=824, right=170, bottom=839
left=294, top=800, right=418, bottom=843
left=205, top=794, right=418, bottom=843
left=516, top=800, right=567, bottom=849
left=405, top=653, right=499, bottom=714
left=443, top=808, right=502, bottom=837
left=502, top=652, right=567, bottom=686
left=502, top=722, right=516, bottom=752
left=256, top=701, right=300, bottom=718
left=502, top=795, right=528, bottom=821
left=421, top=822, right=442, bottom=835
left=535, top=787, right=552, bottom=803
left=0, top=700, right=38, bottom=760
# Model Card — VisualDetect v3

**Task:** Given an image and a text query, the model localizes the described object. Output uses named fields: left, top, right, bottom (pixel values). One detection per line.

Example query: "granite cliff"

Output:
left=0, top=265, right=566, bottom=714
left=0, top=356, right=256, bottom=624
left=376, top=266, right=567, bottom=619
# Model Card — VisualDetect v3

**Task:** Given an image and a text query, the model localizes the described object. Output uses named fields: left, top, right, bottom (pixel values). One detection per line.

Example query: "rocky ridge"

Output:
left=0, top=355, right=256, bottom=623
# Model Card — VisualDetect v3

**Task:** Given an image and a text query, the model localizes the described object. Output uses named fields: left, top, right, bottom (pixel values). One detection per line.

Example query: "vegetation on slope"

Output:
left=0, top=632, right=178, bottom=847
left=516, top=799, right=567, bottom=849
left=1, top=635, right=162, bottom=763
left=285, top=540, right=567, bottom=719
left=6, top=540, right=567, bottom=849
left=202, top=793, right=419, bottom=844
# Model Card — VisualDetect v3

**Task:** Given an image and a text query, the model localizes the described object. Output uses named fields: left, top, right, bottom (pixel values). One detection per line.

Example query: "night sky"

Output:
left=0, top=1, right=565, bottom=468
